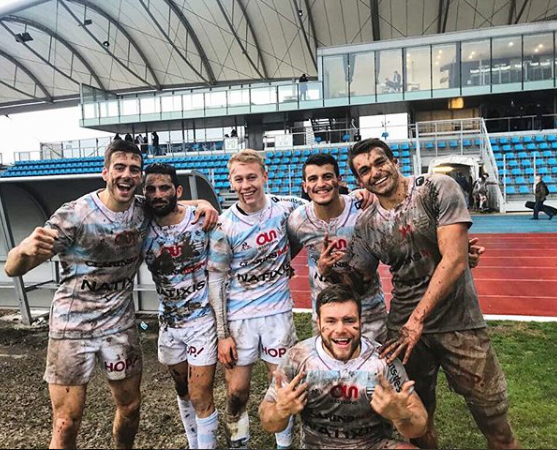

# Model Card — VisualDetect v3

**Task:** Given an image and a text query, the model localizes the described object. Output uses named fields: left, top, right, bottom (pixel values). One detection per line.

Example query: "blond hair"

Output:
left=227, top=149, right=266, bottom=173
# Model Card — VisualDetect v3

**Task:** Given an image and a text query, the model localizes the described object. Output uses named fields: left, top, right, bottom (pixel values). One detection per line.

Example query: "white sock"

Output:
left=196, top=409, right=218, bottom=449
left=177, top=396, right=198, bottom=449
left=275, top=415, right=294, bottom=449
left=225, top=410, right=250, bottom=448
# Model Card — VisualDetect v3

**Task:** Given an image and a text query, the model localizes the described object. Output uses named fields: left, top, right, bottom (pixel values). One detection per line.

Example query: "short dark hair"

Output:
left=144, top=162, right=179, bottom=188
left=348, top=138, right=394, bottom=178
left=104, top=139, right=143, bottom=169
left=316, top=285, right=361, bottom=318
left=302, top=153, right=340, bottom=180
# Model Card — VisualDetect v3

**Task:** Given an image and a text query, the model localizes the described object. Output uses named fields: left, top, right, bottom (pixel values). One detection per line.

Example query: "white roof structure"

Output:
left=1, top=0, right=556, bottom=113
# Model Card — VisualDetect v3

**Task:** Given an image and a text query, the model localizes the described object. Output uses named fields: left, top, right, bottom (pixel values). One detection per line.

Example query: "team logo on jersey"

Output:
left=256, top=229, right=278, bottom=246
left=331, top=238, right=347, bottom=250
left=115, top=230, right=140, bottom=247
left=415, top=176, right=425, bottom=187
left=399, top=223, right=413, bottom=239
left=330, top=383, right=360, bottom=401
left=241, top=242, right=252, bottom=250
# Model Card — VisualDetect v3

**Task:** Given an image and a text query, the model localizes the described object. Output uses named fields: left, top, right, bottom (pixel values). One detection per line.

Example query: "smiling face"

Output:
left=229, top=161, right=268, bottom=213
left=101, top=151, right=142, bottom=210
left=144, top=173, right=182, bottom=217
left=318, top=300, right=361, bottom=362
left=303, top=163, right=341, bottom=206
left=351, top=147, right=400, bottom=198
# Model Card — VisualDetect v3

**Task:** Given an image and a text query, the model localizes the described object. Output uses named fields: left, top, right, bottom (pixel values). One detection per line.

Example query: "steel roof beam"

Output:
left=370, top=0, right=380, bottom=41
left=163, top=0, right=217, bottom=84
left=216, top=0, right=268, bottom=79
left=1, top=17, right=107, bottom=91
left=63, top=0, right=161, bottom=90
left=515, top=0, right=531, bottom=24
left=0, top=48, right=52, bottom=101
left=292, top=0, right=317, bottom=71
left=508, top=0, right=517, bottom=24
left=138, top=0, right=209, bottom=84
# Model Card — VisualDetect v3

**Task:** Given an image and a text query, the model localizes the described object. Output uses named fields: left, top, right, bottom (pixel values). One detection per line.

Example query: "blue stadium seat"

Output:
left=449, top=140, right=458, bottom=148
left=521, top=160, right=532, bottom=167
left=499, top=137, right=509, bottom=144
left=519, top=185, right=531, bottom=194
left=506, top=152, right=517, bottom=160
left=535, top=135, right=545, bottom=143
left=543, top=150, right=553, bottom=158
left=426, top=142, right=434, bottom=149
left=548, top=134, right=557, bottom=142
left=494, top=153, right=503, bottom=160
left=511, top=168, right=522, bottom=175
left=391, top=144, right=399, bottom=150
left=539, top=167, right=549, bottom=175
left=543, top=175, right=553, bottom=183
left=505, top=186, right=516, bottom=195
left=549, top=185, right=557, bottom=194
left=496, top=161, right=504, bottom=169
left=474, top=138, right=482, bottom=146
left=539, top=142, right=550, bottom=150
left=463, top=140, right=472, bottom=148
left=489, top=137, right=497, bottom=145
left=547, top=158, right=557, bottom=166
left=524, top=167, right=535, bottom=175
left=437, top=141, right=446, bottom=149
left=401, top=150, right=411, bottom=157
left=401, top=143, right=410, bottom=150
left=502, top=144, right=513, bottom=152
left=515, top=177, right=527, bottom=185
left=517, top=152, right=529, bottom=159
left=526, top=143, right=537, bottom=150
left=510, top=136, right=520, bottom=144
left=514, top=144, right=524, bottom=151
left=523, top=136, right=533, bottom=143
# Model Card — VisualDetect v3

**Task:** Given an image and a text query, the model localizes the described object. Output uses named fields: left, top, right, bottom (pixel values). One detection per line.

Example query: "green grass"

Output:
left=248, top=315, right=557, bottom=449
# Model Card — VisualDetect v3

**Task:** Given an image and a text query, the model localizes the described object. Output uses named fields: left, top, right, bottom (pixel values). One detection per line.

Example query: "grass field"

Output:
left=0, top=313, right=556, bottom=449
left=246, top=315, right=557, bottom=449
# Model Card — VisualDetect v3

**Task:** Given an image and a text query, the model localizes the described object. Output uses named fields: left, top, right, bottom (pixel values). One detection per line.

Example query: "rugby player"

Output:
left=322, top=138, right=518, bottom=449
left=142, top=163, right=218, bottom=449
left=289, top=153, right=484, bottom=344
left=259, top=284, right=427, bottom=449
left=207, top=149, right=306, bottom=448
left=4, top=140, right=217, bottom=449
left=287, top=153, right=387, bottom=342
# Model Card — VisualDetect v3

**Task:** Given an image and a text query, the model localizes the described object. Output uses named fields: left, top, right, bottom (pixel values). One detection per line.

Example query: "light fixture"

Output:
left=535, top=48, right=539, bottom=53
left=84, top=19, right=92, bottom=26
left=297, top=9, right=303, bottom=17
left=508, top=41, right=514, bottom=47
left=15, top=32, right=33, bottom=43
left=102, top=40, right=110, bottom=47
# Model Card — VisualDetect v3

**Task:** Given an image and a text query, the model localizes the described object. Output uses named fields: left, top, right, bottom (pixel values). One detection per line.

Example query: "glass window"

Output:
left=183, top=93, right=204, bottom=111
left=83, top=103, right=96, bottom=119
left=251, top=86, right=277, bottom=105
left=461, top=40, right=490, bottom=87
left=491, top=36, right=522, bottom=85
left=161, top=95, right=182, bottom=112
left=350, top=51, right=375, bottom=97
left=121, top=98, right=138, bottom=116
left=524, top=33, right=554, bottom=82
left=432, top=44, right=458, bottom=90
left=278, top=84, right=298, bottom=103
left=377, top=49, right=403, bottom=94
left=99, top=100, right=118, bottom=118
left=140, top=96, right=160, bottom=114
left=323, top=55, right=349, bottom=99
left=405, top=46, right=430, bottom=92
left=228, top=88, right=250, bottom=107
left=205, top=91, right=227, bottom=109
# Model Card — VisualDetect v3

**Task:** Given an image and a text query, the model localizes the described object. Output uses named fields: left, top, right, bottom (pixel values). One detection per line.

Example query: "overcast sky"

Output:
left=0, top=107, right=113, bottom=164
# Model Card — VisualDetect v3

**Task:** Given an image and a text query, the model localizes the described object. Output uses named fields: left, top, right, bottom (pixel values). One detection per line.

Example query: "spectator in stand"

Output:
left=113, top=133, right=121, bottom=140
left=152, top=131, right=160, bottom=156
left=230, top=128, right=238, bottom=138
left=125, top=132, right=133, bottom=143
left=299, top=74, right=309, bottom=101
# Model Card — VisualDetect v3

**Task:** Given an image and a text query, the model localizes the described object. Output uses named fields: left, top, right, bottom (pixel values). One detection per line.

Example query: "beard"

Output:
left=146, top=195, right=178, bottom=217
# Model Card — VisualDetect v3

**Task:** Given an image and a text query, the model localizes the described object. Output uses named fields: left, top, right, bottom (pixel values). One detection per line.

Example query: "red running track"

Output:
left=290, top=233, right=557, bottom=318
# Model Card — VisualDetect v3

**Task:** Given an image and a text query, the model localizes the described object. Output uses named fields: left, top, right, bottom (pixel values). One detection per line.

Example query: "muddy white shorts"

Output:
left=158, top=315, right=217, bottom=367
left=44, top=326, right=143, bottom=385
left=229, top=311, right=297, bottom=366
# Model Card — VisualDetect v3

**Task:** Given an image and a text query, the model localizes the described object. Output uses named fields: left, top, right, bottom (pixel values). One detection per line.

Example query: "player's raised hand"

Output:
left=468, top=237, right=485, bottom=269
left=274, top=371, right=308, bottom=419
left=371, top=373, right=414, bottom=422
left=352, top=188, right=376, bottom=210
left=192, top=201, right=219, bottom=231
left=317, top=232, right=346, bottom=277
left=218, top=336, right=238, bottom=369
left=19, top=227, right=58, bottom=258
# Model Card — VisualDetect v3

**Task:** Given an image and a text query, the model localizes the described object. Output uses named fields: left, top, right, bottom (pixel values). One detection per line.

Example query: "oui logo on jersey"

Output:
left=255, top=229, right=278, bottom=246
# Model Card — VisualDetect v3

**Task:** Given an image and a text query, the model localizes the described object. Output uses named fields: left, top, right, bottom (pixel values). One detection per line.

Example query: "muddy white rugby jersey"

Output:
left=207, top=194, right=306, bottom=321
left=350, top=174, right=486, bottom=333
left=46, top=192, right=148, bottom=339
left=143, top=206, right=211, bottom=328
left=287, top=195, right=384, bottom=318
left=265, top=336, right=410, bottom=449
